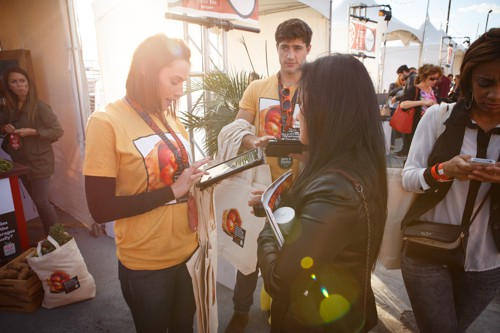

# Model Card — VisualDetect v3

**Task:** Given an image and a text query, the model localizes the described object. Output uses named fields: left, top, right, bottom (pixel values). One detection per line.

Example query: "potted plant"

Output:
left=181, top=68, right=258, bottom=157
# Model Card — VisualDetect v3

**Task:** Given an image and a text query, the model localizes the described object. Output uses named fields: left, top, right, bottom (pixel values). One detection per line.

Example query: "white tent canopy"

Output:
left=385, top=17, right=422, bottom=45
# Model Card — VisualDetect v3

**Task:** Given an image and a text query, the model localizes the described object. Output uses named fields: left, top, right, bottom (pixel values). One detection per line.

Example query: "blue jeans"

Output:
left=21, top=176, right=58, bottom=235
left=118, top=260, right=196, bottom=333
left=401, top=251, right=500, bottom=333
left=233, top=268, right=259, bottom=314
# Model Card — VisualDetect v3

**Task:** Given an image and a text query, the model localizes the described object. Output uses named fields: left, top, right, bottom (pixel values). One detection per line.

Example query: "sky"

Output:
left=376, top=0, right=500, bottom=42
left=76, top=0, right=500, bottom=62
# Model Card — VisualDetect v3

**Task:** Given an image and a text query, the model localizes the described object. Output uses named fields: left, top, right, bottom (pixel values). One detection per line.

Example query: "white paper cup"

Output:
left=274, top=207, right=295, bottom=235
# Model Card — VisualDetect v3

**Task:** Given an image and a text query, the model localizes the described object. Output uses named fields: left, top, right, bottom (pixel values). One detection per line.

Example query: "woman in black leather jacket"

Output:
left=257, top=54, right=388, bottom=333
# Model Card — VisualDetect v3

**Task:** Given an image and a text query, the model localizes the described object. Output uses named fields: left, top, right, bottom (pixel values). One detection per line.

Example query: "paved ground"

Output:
left=1, top=204, right=499, bottom=332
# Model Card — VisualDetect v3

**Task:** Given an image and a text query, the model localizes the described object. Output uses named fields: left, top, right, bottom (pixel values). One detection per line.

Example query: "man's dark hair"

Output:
left=396, top=65, right=409, bottom=74
left=275, top=18, right=313, bottom=46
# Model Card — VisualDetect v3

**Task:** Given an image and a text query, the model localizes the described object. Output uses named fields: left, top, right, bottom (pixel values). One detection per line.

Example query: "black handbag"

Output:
left=403, top=190, right=490, bottom=269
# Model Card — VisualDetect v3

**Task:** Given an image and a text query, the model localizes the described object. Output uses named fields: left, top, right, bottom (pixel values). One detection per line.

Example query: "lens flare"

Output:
left=319, top=294, right=350, bottom=323
left=321, top=287, right=329, bottom=298
left=311, top=274, right=317, bottom=281
left=301, top=256, right=313, bottom=269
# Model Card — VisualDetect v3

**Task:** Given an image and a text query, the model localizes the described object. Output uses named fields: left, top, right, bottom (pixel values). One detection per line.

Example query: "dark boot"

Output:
left=224, top=312, right=249, bottom=333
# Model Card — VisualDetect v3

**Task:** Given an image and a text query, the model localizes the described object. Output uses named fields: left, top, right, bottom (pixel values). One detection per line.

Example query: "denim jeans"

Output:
left=401, top=251, right=500, bottom=333
left=233, top=268, right=259, bottom=314
left=21, top=176, right=58, bottom=235
left=118, top=260, right=196, bottom=333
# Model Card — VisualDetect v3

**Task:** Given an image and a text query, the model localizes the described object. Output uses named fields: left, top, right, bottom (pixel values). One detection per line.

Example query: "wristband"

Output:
left=431, top=163, right=452, bottom=182
left=437, top=163, right=452, bottom=181
left=430, top=164, right=440, bottom=181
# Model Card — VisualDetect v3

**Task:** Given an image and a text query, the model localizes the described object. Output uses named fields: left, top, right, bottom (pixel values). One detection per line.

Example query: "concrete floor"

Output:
left=1, top=205, right=499, bottom=332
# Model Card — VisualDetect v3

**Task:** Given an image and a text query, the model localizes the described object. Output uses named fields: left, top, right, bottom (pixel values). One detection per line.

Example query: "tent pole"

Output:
left=418, top=0, right=431, bottom=67
left=379, top=21, right=388, bottom=93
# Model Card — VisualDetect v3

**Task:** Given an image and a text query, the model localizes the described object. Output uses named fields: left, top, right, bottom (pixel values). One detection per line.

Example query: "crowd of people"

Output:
left=1, top=15, right=499, bottom=333
left=390, top=63, right=466, bottom=159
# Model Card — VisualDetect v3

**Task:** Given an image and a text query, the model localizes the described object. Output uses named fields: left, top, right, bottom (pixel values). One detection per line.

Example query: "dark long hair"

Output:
left=290, top=54, right=387, bottom=262
left=459, top=28, right=500, bottom=102
left=126, top=33, right=190, bottom=115
left=2, top=67, right=39, bottom=122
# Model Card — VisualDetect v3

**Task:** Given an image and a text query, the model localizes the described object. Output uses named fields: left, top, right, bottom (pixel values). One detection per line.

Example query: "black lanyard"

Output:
left=125, top=96, right=190, bottom=175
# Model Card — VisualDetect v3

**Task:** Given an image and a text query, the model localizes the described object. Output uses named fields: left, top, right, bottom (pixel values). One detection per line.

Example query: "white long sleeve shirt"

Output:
left=402, top=103, right=500, bottom=272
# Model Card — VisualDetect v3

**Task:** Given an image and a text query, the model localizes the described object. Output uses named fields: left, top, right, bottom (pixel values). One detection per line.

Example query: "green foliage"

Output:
left=35, top=223, right=73, bottom=256
left=181, top=68, right=254, bottom=157
left=0, top=158, right=13, bottom=173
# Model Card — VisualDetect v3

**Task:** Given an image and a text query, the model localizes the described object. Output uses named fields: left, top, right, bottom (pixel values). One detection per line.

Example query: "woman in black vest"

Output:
left=401, top=28, right=500, bottom=333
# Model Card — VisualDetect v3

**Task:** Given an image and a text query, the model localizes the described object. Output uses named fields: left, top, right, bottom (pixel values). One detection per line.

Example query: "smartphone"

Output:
left=197, top=148, right=264, bottom=190
left=265, top=139, right=306, bottom=157
left=470, top=157, right=496, bottom=166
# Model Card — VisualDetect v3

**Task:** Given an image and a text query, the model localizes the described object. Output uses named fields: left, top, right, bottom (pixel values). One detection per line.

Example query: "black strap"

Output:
left=460, top=127, right=493, bottom=234
left=330, top=169, right=371, bottom=318
left=125, top=96, right=190, bottom=173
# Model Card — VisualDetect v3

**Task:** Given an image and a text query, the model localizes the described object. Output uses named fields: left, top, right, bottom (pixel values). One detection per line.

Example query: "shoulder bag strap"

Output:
left=330, top=169, right=371, bottom=320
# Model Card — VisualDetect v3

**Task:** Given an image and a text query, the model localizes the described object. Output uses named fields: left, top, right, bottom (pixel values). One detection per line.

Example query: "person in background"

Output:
left=388, top=65, right=407, bottom=112
left=447, top=73, right=454, bottom=89
left=224, top=18, right=313, bottom=333
left=258, top=54, right=388, bottom=332
left=388, top=66, right=407, bottom=148
left=0, top=67, right=64, bottom=236
left=406, top=67, right=417, bottom=91
left=400, top=28, right=500, bottom=333
left=83, top=34, right=209, bottom=333
left=437, top=67, right=452, bottom=101
left=393, top=64, right=442, bottom=158
left=449, top=74, right=461, bottom=102
left=248, top=71, right=260, bottom=84
left=392, top=65, right=416, bottom=105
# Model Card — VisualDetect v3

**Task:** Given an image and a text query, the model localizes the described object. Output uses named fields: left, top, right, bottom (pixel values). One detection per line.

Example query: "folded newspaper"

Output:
left=261, top=170, right=294, bottom=248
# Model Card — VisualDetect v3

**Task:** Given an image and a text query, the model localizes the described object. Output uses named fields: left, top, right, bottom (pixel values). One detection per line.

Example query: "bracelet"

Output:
left=431, top=163, right=453, bottom=182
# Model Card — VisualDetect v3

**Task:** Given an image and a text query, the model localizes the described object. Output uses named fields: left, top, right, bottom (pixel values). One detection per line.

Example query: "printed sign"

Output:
left=168, top=0, right=259, bottom=23
left=446, top=45, right=453, bottom=66
left=349, top=19, right=377, bottom=54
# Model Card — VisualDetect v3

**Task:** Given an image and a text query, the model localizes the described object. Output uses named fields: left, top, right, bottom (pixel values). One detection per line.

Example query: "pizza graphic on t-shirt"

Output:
left=145, top=139, right=180, bottom=190
left=260, top=105, right=282, bottom=138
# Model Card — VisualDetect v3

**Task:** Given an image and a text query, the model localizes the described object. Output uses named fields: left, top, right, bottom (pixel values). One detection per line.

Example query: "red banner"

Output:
left=349, top=20, right=376, bottom=54
left=168, top=0, right=258, bottom=22
left=446, top=45, right=453, bottom=66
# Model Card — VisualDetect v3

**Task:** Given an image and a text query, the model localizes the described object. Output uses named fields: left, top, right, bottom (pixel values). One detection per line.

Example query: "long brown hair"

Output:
left=126, top=34, right=191, bottom=115
left=459, top=28, right=500, bottom=102
left=2, top=67, right=39, bottom=122
left=289, top=54, right=388, bottom=266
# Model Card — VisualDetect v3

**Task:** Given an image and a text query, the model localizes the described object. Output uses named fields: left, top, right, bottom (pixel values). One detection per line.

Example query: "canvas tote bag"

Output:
left=27, top=236, right=96, bottom=308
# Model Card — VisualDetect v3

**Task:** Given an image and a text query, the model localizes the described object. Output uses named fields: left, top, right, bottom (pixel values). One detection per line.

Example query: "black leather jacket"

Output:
left=258, top=171, right=379, bottom=333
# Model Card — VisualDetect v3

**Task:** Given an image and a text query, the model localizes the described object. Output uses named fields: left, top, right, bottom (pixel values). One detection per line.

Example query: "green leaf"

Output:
left=181, top=68, right=259, bottom=157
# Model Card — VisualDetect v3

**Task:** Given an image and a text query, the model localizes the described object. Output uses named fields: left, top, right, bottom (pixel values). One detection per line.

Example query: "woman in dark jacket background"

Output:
left=257, top=54, right=388, bottom=332
left=0, top=67, right=64, bottom=235
left=394, top=64, right=442, bottom=158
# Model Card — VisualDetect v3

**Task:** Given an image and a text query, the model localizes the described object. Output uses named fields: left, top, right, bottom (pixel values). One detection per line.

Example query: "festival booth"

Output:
left=0, top=0, right=94, bottom=230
